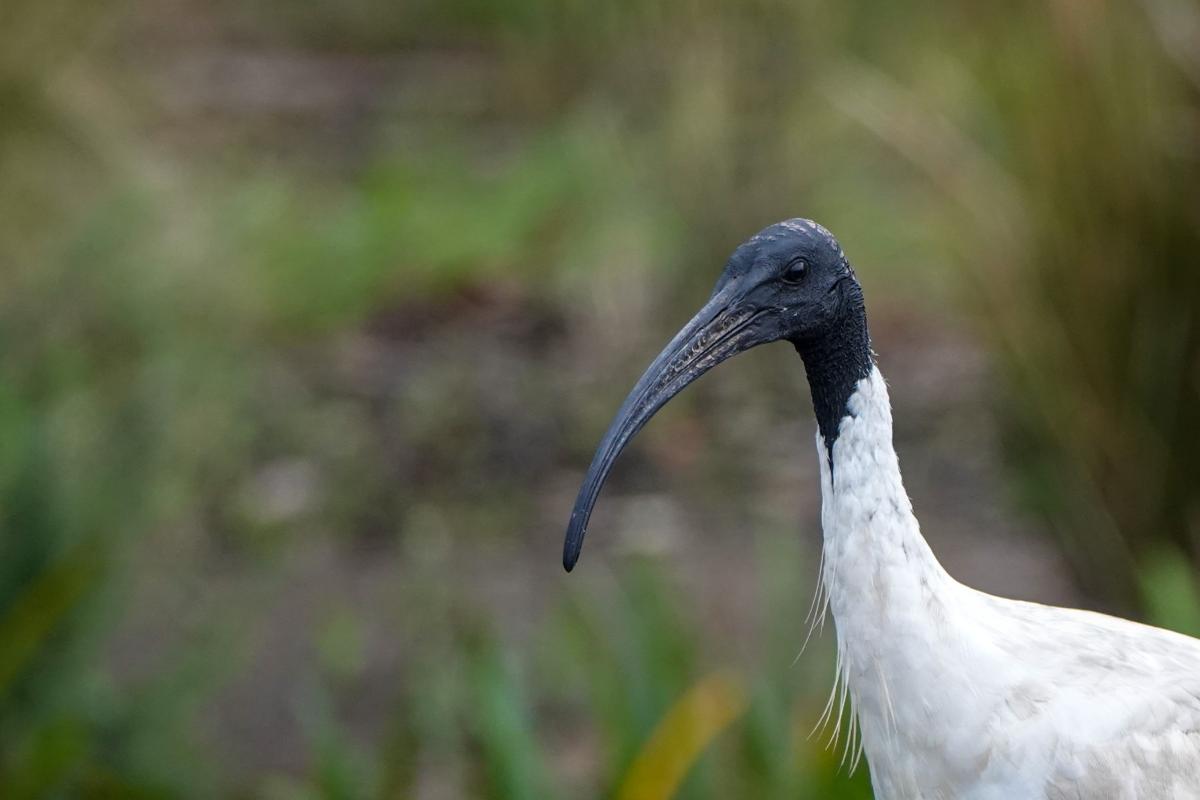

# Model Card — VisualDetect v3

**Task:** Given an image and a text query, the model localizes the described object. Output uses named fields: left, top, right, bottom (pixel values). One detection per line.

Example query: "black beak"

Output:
left=563, top=287, right=771, bottom=571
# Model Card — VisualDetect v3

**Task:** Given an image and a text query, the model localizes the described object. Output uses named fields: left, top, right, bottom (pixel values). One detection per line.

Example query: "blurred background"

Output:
left=3, top=0, right=1200, bottom=797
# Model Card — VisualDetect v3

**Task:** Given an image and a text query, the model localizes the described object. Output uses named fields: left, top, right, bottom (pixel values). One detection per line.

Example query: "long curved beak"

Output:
left=563, top=288, right=769, bottom=571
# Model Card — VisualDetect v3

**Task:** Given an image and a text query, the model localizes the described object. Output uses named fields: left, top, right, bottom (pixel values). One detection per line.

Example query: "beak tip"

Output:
left=562, top=532, right=582, bottom=572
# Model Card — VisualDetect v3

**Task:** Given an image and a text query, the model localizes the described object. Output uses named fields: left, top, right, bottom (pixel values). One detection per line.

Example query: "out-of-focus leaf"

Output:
left=616, top=670, right=745, bottom=800
left=0, top=538, right=103, bottom=700
left=1142, top=548, right=1200, bottom=638
left=466, top=628, right=556, bottom=800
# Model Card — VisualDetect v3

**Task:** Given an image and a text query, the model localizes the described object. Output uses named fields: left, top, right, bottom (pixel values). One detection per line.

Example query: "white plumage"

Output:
left=821, top=366, right=1200, bottom=799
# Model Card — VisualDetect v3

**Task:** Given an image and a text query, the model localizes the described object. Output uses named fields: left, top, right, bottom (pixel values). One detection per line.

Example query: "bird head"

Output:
left=563, top=218, right=867, bottom=571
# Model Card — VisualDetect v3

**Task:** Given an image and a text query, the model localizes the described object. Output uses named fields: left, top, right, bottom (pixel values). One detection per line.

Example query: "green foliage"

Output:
left=1142, top=548, right=1200, bottom=639
left=466, top=630, right=556, bottom=800
left=866, top=2, right=1200, bottom=611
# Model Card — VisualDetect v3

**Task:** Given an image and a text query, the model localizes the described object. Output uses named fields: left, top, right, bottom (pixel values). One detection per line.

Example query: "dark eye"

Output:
left=781, top=258, right=808, bottom=284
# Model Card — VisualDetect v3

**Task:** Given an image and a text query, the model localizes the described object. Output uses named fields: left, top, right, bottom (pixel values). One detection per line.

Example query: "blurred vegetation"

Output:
left=939, top=1, right=1200, bottom=612
left=1, top=0, right=1199, bottom=796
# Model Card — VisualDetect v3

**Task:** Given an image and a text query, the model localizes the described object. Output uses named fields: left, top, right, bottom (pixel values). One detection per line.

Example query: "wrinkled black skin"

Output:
left=563, top=219, right=873, bottom=571
left=721, top=221, right=873, bottom=455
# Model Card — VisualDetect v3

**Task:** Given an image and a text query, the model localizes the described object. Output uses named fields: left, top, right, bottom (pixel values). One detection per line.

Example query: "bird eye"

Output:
left=781, top=258, right=808, bottom=284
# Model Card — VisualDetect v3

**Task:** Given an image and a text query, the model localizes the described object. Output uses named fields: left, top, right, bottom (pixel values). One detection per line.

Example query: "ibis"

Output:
left=563, top=219, right=1200, bottom=798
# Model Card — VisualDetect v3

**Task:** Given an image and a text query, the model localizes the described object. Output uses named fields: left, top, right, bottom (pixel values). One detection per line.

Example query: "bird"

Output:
left=562, top=219, right=1200, bottom=799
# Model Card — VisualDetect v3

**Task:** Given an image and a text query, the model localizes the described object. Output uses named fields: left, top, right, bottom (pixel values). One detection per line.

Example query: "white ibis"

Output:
left=563, top=219, right=1200, bottom=798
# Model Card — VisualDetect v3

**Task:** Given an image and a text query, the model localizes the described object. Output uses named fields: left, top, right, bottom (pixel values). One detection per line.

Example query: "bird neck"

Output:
left=793, top=289, right=873, bottom=462
left=813, top=365, right=958, bottom=770
left=815, top=365, right=948, bottom=591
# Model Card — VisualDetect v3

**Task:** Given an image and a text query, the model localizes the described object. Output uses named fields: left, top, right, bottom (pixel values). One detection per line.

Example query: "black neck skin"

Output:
left=791, top=289, right=873, bottom=463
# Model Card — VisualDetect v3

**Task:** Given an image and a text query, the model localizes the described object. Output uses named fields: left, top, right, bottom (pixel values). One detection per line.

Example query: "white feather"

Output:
left=818, top=366, right=1200, bottom=799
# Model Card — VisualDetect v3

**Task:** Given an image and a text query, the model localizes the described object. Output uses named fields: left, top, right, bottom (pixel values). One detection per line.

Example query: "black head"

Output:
left=562, top=218, right=871, bottom=571
left=716, top=218, right=861, bottom=347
